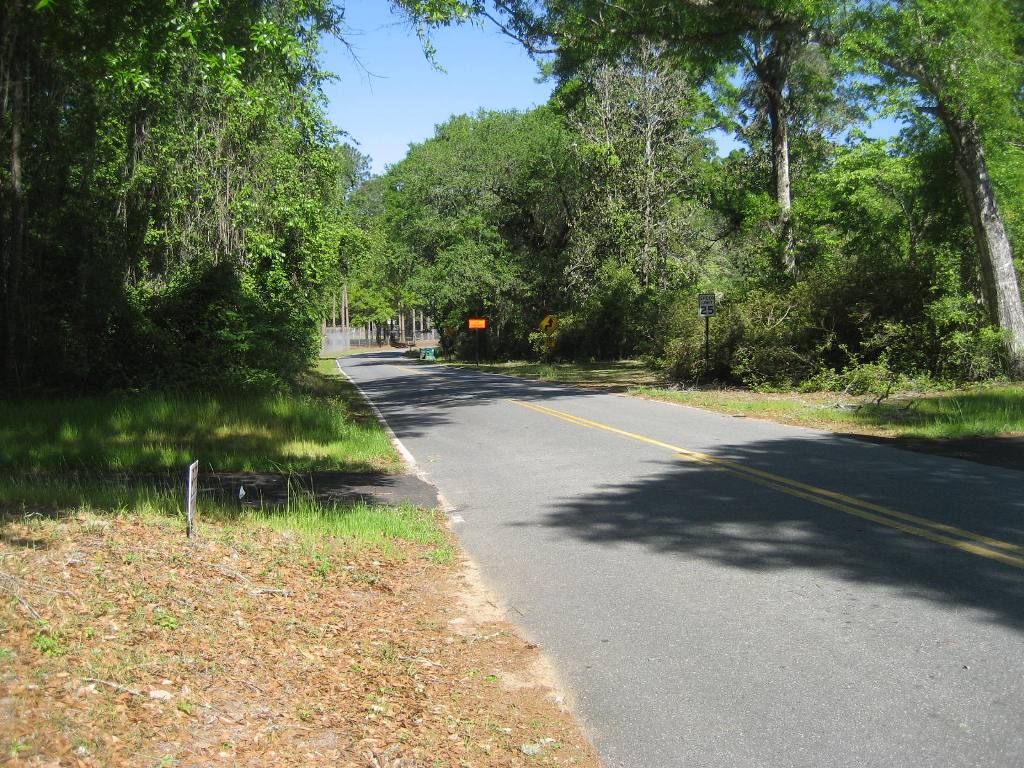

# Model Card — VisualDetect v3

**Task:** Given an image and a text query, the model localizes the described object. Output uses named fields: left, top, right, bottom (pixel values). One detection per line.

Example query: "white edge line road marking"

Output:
left=335, top=357, right=459, bottom=517
left=336, top=357, right=418, bottom=468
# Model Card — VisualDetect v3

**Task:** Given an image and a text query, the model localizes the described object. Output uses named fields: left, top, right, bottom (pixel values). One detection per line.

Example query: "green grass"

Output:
left=242, top=499, right=453, bottom=561
left=441, top=359, right=664, bottom=388
left=443, top=357, right=1022, bottom=440
left=0, top=364, right=399, bottom=473
left=0, top=357, right=447, bottom=560
left=0, top=475, right=451, bottom=561
left=630, top=384, right=1024, bottom=439
left=0, top=475, right=187, bottom=517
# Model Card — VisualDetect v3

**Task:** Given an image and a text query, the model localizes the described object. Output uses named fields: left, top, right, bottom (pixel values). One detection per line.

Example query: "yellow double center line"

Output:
left=511, top=399, right=1024, bottom=569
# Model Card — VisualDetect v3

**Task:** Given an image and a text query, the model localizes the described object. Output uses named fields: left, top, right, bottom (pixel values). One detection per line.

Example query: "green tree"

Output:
left=842, top=0, right=1024, bottom=374
left=0, top=0, right=476, bottom=391
left=556, top=44, right=723, bottom=355
left=369, top=107, right=576, bottom=355
left=535, top=0, right=840, bottom=274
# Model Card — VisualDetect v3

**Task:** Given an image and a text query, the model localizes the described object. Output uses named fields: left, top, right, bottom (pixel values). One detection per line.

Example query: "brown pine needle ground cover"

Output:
left=0, top=512, right=598, bottom=767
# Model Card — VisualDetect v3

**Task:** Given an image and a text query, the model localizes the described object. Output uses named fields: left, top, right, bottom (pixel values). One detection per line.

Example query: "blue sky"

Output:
left=320, top=2, right=899, bottom=173
left=321, top=2, right=553, bottom=174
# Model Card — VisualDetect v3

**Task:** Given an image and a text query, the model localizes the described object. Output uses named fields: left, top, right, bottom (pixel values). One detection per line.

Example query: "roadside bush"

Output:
left=936, top=326, right=1006, bottom=383
left=551, top=263, right=663, bottom=361
left=544, top=313, right=586, bottom=361
left=924, top=296, right=1006, bottom=383
left=804, top=358, right=901, bottom=397
left=528, top=331, right=557, bottom=361
left=727, top=289, right=822, bottom=388
left=660, top=288, right=827, bottom=388
left=146, top=263, right=318, bottom=392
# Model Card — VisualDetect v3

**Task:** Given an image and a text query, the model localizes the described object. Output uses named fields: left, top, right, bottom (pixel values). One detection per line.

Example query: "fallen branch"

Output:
left=83, top=678, right=143, bottom=697
left=0, top=572, right=42, bottom=621
left=0, top=569, right=78, bottom=598
left=468, top=630, right=503, bottom=645
left=11, top=592, right=42, bottom=621
left=229, top=677, right=266, bottom=693
left=873, top=377, right=897, bottom=405
left=211, top=564, right=250, bottom=583
left=262, top=723, right=315, bottom=733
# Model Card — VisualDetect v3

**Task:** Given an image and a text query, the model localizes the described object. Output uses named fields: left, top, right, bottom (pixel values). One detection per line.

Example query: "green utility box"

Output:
left=420, top=347, right=437, bottom=361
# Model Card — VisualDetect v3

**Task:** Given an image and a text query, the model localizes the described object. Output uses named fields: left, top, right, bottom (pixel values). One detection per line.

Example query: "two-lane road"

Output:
left=340, top=351, right=1024, bottom=767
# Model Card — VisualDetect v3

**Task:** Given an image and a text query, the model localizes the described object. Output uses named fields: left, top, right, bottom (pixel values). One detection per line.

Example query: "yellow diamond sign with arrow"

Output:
left=539, top=315, right=558, bottom=335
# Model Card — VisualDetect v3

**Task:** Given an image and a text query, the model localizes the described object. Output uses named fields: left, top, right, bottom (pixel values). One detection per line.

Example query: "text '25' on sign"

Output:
left=698, top=293, right=716, bottom=317
left=467, top=317, right=488, bottom=330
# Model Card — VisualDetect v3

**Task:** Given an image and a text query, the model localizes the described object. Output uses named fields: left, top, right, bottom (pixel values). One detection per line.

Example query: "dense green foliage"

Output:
left=0, top=0, right=468, bottom=393
left=356, top=106, right=577, bottom=356
left=361, top=0, right=1024, bottom=388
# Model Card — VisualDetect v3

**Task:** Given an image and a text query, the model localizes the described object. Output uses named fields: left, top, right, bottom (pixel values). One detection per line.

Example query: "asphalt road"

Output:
left=339, top=351, right=1024, bottom=768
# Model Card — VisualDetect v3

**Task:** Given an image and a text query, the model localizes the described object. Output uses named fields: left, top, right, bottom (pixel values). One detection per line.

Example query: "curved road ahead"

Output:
left=340, top=351, right=1024, bottom=767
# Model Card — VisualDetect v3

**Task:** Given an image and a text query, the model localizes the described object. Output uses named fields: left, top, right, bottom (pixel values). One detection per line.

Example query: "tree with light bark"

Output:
left=842, top=0, right=1024, bottom=375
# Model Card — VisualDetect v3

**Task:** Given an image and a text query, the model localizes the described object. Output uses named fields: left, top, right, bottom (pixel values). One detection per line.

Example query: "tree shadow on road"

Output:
left=533, top=439, right=1024, bottom=632
left=348, top=352, right=1024, bottom=630
left=343, top=352, right=606, bottom=440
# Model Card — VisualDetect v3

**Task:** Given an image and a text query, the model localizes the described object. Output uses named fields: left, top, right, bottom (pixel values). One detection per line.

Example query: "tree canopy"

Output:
left=3, top=0, right=1022, bottom=393
left=363, top=0, right=1024, bottom=386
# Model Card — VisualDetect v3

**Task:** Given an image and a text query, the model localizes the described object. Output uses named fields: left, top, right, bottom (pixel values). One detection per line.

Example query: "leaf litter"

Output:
left=0, top=514, right=600, bottom=767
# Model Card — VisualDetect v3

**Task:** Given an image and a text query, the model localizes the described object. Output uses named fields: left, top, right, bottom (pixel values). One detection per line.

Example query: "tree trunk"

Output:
left=4, top=56, right=24, bottom=389
left=941, top=109, right=1024, bottom=376
left=750, top=34, right=799, bottom=276
left=764, top=85, right=795, bottom=275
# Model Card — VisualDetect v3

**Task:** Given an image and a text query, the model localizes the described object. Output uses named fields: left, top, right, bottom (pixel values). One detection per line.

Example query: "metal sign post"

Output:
left=185, top=460, right=199, bottom=539
left=467, top=317, right=487, bottom=366
left=698, top=293, right=717, bottom=377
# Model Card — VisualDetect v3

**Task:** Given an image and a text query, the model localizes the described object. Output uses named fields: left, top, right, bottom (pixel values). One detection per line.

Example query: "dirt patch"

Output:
left=0, top=515, right=599, bottom=767
left=445, top=561, right=569, bottom=707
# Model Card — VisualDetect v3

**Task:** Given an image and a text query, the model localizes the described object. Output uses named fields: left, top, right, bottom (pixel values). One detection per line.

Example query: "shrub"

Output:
left=727, top=290, right=822, bottom=387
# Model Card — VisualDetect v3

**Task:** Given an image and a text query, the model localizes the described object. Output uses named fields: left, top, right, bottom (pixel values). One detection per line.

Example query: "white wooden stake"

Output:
left=185, top=460, right=199, bottom=539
